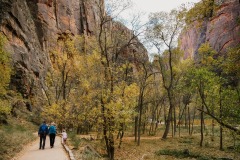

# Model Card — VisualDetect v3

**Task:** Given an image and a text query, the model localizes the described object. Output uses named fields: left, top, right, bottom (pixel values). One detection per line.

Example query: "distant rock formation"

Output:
left=179, top=0, right=240, bottom=60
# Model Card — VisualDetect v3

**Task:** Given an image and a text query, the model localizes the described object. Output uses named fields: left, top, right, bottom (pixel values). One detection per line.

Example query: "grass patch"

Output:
left=68, top=131, right=82, bottom=149
left=0, top=119, right=36, bottom=160
left=82, top=150, right=102, bottom=160
left=179, top=138, right=193, bottom=144
left=155, top=149, right=233, bottom=160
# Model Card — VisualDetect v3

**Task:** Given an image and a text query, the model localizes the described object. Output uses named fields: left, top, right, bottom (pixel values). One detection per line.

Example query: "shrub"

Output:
left=68, top=131, right=81, bottom=149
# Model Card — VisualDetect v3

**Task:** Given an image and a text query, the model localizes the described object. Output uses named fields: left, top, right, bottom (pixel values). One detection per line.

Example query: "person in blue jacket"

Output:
left=49, top=122, right=57, bottom=148
left=38, top=120, right=49, bottom=150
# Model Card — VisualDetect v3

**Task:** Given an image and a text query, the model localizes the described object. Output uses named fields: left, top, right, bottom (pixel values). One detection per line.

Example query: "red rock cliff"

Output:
left=179, top=0, right=240, bottom=59
left=0, top=0, right=147, bottom=97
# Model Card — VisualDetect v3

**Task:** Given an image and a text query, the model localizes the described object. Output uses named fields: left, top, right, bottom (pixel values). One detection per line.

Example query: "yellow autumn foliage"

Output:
left=0, top=33, right=12, bottom=115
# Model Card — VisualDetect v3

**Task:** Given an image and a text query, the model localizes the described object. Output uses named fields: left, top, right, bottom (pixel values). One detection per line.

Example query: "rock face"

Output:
left=179, top=0, right=240, bottom=59
left=0, top=0, right=147, bottom=98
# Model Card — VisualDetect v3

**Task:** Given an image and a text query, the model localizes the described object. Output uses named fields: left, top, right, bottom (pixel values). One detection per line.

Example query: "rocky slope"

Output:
left=179, top=0, right=240, bottom=59
left=0, top=0, right=147, bottom=99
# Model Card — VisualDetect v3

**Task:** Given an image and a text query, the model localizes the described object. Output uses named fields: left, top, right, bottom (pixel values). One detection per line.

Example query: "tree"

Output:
left=174, top=58, right=195, bottom=136
left=146, top=8, right=185, bottom=139
left=41, top=34, right=83, bottom=129
left=135, top=61, right=155, bottom=145
left=95, top=0, right=146, bottom=158
left=188, top=43, right=240, bottom=149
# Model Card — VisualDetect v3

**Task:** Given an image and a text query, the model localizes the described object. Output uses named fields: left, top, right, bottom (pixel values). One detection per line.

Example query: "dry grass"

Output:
left=70, top=125, right=240, bottom=160
left=0, top=118, right=37, bottom=160
left=114, top=135, right=238, bottom=160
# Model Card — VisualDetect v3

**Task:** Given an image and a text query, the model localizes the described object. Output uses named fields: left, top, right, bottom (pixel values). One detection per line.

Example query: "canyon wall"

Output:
left=180, top=0, right=240, bottom=59
left=0, top=0, right=147, bottom=99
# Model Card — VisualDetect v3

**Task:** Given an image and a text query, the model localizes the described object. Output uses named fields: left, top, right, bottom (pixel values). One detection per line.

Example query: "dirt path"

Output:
left=16, top=136, right=69, bottom=160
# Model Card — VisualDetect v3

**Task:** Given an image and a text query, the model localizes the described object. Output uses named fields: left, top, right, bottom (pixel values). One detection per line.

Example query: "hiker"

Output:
left=49, top=122, right=57, bottom=148
left=38, top=120, right=49, bottom=150
left=62, top=129, right=68, bottom=144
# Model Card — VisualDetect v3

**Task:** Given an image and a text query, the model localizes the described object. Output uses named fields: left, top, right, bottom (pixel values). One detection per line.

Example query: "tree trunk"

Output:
left=171, top=111, right=174, bottom=137
left=149, top=121, right=154, bottom=135
left=101, top=98, right=114, bottom=159
left=137, top=104, right=142, bottom=146
left=219, top=86, right=223, bottom=150
left=142, top=122, right=146, bottom=134
left=134, top=116, right=138, bottom=142
left=162, top=90, right=173, bottom=139
left=178, top=101, right=181, bottom=137
left=154, top=104, right=162, bottom=134
left=188, top=106, right=191, bottom=135
left=173, top=105, right=177, bottom=136
left=117, top=124, right=124, bottom=148
left=185, top=105, right=187, bottom=128
left=220, top=126, right=223, bottom=150
left=191, top=106, right=196, bottom=135
left=200, top=104, right=204, bottom=147
left=164, top=105, right=167, bottom=127
left=211, top=119, right=214, bottom=141
left=109, top=133, right=114, bottom=160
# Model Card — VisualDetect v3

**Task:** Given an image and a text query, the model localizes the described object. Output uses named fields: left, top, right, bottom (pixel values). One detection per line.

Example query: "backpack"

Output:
left=49, top=125, right=56, bottom=134
left=40, top=125, right=47, bottom=135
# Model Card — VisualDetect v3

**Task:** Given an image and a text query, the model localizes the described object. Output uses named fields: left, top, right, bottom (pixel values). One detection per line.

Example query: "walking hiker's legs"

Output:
left=52, top=134, right=56, bottom=147
left=39, top=135, right=42, bottom=149
left=50, top=134, right=54, bottom=147
left=42, top=135, right=46, bottom=149
left=49, top=134, right=52, bottom=147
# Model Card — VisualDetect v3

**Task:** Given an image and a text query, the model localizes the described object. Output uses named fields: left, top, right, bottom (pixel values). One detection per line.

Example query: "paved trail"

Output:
left=17, top=136, right=69, bottom=160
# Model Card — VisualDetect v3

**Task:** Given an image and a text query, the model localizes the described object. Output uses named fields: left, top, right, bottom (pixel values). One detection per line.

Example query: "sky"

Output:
left=118, top=0, right=201, bottom=27
left=130, top=0, right=201, bottom=13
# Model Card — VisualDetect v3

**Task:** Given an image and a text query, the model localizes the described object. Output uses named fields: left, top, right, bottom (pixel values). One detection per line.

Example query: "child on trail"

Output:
left=62, top=129, right=67, bottom=144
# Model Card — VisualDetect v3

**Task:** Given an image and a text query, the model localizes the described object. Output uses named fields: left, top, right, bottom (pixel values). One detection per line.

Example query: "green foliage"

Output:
left=183, top=42, right=240, bottom=134
left=221, top=88, right=240, bottom=124
left=0, top=33, right=11, bottom=95
left=155, top=149, right=196, bottom=158
left=68, top=132, right=82, bottom=149
left=179, top=138, right=193, bottom=144
left=223, top=45, right=240, bottom=78
left=198, top=43, right=218, bottom=66
left=186, top=0, right=218, bottom=24
left=0, top=100, right=11, bottom=116
left=0, top=33, right=12, bottom=116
